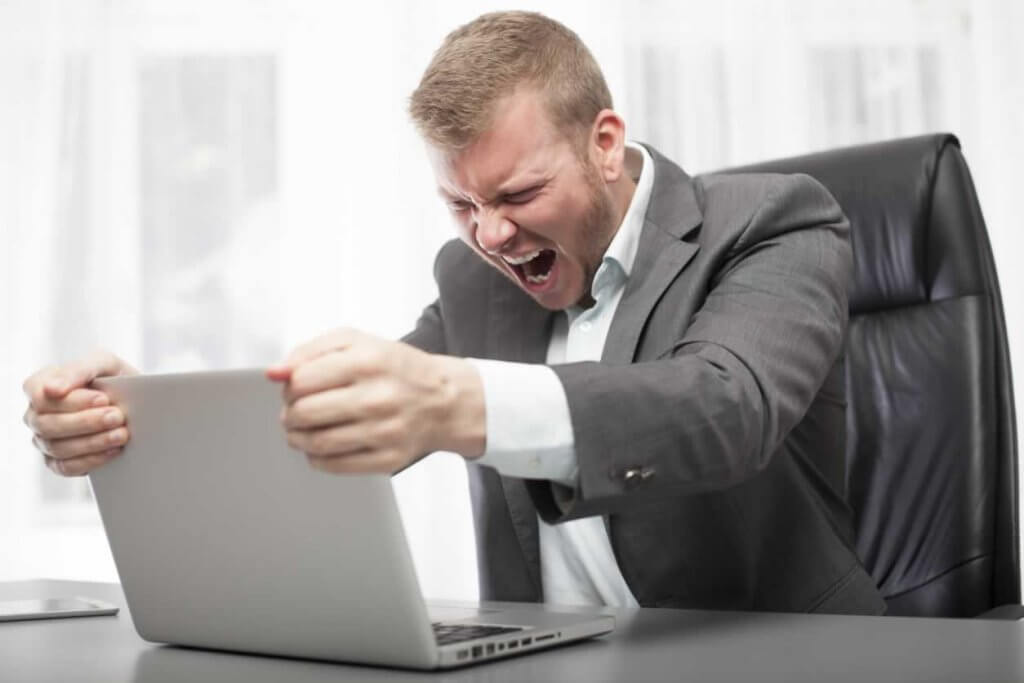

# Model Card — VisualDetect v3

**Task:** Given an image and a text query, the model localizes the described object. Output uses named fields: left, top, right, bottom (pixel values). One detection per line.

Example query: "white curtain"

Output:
left=2, top=0, right=1022, bottom=599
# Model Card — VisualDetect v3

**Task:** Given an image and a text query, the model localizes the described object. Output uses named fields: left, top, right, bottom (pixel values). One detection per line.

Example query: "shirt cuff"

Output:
left=465, top=358, right=578, bottom=486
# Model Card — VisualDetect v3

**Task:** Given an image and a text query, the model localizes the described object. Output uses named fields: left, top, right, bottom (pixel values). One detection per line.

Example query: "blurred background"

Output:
left=1, top=0, right=1022, bottom=600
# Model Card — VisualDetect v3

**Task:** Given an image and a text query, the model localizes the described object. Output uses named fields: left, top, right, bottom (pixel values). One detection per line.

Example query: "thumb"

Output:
left=267, top=328, right=363, bottom=382
left=45, top=351, right=129, bottom=398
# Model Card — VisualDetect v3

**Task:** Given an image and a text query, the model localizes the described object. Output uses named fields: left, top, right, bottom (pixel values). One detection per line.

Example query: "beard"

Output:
left=575, top=158, right=619, bottom=308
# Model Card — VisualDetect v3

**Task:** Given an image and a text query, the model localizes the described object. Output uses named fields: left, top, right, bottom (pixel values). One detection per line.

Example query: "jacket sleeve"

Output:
left=400, top=247, right=449, bottom=354
left=531, top=174, right=853, bottom=522
left=401, top=299, right=446, bottom=354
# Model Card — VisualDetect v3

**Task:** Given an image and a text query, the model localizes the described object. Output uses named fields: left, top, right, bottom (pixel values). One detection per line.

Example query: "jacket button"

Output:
left=619, top=466, right=654, bottom=489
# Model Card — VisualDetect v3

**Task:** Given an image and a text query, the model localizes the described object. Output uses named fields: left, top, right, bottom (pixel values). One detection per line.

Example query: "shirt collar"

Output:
left=586, top=141, right=655, bottom=301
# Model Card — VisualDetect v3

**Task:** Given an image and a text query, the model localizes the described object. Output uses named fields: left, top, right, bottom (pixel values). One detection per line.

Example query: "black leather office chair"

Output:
left=723, top=134, right=1019, bottom=617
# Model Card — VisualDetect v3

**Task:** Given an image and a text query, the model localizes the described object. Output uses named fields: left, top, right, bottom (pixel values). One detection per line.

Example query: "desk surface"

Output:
left=2, top=579, right=1023, bottom=683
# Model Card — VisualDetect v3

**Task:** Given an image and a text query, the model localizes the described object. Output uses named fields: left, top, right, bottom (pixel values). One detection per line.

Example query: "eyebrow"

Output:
left=494, top=174, right=547, bottom=197
left=436, top=175, right=548, bottom=206
left=498, top=182, right=544, bottom=198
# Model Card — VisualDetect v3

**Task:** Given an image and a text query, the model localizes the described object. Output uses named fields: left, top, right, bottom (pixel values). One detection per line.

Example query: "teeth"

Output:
left=525, top=271, right=551, bottom=284
left=502, top=249, right=543, bottom=265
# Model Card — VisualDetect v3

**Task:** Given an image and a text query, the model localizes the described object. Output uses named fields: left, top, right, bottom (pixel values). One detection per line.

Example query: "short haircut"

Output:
left=408, top=11, right=613, bottom=151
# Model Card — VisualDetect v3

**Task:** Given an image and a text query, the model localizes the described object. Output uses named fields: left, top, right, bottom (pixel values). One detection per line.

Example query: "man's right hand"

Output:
left=22, top=351, right=139, bottom=477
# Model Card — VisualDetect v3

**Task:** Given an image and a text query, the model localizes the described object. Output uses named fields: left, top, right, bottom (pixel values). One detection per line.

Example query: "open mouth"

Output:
left=504, top=249, right=557, bottom=287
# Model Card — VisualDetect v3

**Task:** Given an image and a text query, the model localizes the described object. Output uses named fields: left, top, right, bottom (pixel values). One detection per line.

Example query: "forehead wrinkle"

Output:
left=446, top=151, right=539, bottom=205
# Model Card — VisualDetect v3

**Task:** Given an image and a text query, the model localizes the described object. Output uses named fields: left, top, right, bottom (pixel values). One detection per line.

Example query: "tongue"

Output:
left=523, top=250, right=556, bottom=278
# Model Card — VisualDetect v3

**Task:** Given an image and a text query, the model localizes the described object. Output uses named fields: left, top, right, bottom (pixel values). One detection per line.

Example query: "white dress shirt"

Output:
left=468, top=143, right=655, bottom=608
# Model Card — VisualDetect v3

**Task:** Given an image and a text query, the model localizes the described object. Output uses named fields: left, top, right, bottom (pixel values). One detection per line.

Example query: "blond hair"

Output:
left=409, top=11, right=613, bottom=151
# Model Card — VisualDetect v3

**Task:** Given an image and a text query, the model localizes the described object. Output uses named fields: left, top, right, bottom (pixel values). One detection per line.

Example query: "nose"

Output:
left=474, top=208, right=517, bottom=254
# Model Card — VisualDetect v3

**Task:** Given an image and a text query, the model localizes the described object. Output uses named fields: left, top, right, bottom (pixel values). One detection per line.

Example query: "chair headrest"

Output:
left=720, top=134, right=986, bottom=315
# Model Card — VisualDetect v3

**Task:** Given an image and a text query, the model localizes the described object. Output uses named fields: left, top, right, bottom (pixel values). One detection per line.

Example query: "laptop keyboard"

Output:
left=431, top=623, right=524, bottom=645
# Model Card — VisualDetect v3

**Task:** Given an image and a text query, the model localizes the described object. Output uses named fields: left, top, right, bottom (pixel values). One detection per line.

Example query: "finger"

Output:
left=34, top=427, right=129, bottom=460
left=41, top=351, right=128, bottom=400
left=265, top=366, right=292, bottom=383
left=28, top=387, right=111, bottom=415
left=285, top=422, right=370, bottom=458
left=306, top=449, right=401, bottom=475
left=44, top=448, right=123, bottom=477
left=273, top=328, right=367, bottom=375
left=27, top=406, right=125, bottom=440
left=284, top=350, right=371, bottom=404
left=282, top=385, right=373, bottom=430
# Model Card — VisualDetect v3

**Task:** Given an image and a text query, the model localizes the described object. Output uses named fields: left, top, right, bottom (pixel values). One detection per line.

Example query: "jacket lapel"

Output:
left=603, top=146, right=704, bottom=364
left=485, top=275, right=554, bottom=598
left=486, top=274, right=554, bottom=365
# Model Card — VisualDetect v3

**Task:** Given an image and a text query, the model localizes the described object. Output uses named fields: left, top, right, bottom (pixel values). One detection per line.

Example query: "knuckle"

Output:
left=323, top=458, right=347, bottom=474
left=29, top=413, right=54, bottom=437
left=61, top=459, right=85, bottom=477
left=372, top=420, right=401, bottom=445
left=285, top=404, right=312, bottom=430
left=382, top=451, right=402, bottom=471
left=352, top=350, right=380, bottom=377
left=285, top=430, right=304, bottom=451
left=286, top=375, right=312, bottom=402
left=362, top=396, right=389, bottom=419
left=46, top=438, right=72, bottom=459
left=306, top=454, right=331, bottom=472
left=363, top=346, right=384, bottom=366
left=24, top=366, right=55, bottom=396
left=365, top=386, right=399, bottom=418
left=30, top=386, right=48, bottom=409
left=308, top=431, right=332, bottom=456
left=41, top=438, right=61, bottom=458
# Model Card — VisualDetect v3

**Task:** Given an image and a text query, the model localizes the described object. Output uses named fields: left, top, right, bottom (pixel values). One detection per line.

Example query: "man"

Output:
left=22, top=12, right=885, bottom=614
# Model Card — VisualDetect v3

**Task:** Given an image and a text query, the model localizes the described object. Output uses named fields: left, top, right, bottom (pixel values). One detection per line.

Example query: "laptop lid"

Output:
left=90, top=369, right=439, bottom=669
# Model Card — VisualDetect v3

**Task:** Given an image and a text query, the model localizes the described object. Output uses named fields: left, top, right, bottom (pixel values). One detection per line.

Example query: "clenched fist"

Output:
left=267, top=328, right=485, bottom=474
left=23, top=351, right=138, bottom=477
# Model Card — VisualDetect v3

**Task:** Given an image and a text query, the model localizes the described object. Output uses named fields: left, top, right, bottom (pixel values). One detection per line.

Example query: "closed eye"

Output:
left=447, top=200, right=472, bottom=212
left=503, top=186, right=542, bottom=205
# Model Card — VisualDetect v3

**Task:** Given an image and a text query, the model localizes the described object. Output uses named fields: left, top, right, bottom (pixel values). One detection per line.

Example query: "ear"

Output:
left=589, top=109, right=627, bottom=183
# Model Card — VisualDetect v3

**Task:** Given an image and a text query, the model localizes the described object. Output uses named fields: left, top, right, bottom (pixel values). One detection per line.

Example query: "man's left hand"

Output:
left=267, top=329, right=485, bottom=474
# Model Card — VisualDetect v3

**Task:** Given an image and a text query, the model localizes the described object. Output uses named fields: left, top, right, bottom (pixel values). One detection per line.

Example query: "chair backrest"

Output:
left=722, top=134, right=1019, bottom=616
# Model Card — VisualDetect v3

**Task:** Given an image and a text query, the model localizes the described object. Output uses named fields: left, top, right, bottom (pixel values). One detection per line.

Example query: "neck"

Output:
left=610, top=171, right=638, bottom=228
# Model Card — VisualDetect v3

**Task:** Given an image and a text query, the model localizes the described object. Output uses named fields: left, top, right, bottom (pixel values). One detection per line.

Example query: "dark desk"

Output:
left=2, top=580, right=1022, bottom=682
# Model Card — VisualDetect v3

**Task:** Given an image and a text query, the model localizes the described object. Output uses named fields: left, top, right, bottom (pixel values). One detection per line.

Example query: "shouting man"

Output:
left=23, top=11, right=885, bottom=615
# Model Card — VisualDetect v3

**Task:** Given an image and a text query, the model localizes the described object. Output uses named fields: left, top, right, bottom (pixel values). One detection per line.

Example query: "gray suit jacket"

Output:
left=404, top=145, right=887, bottom=615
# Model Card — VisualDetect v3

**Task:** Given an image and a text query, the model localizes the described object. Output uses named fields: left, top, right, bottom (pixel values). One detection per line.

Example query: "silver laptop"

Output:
left=89, top=369, right=613, bottom=669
